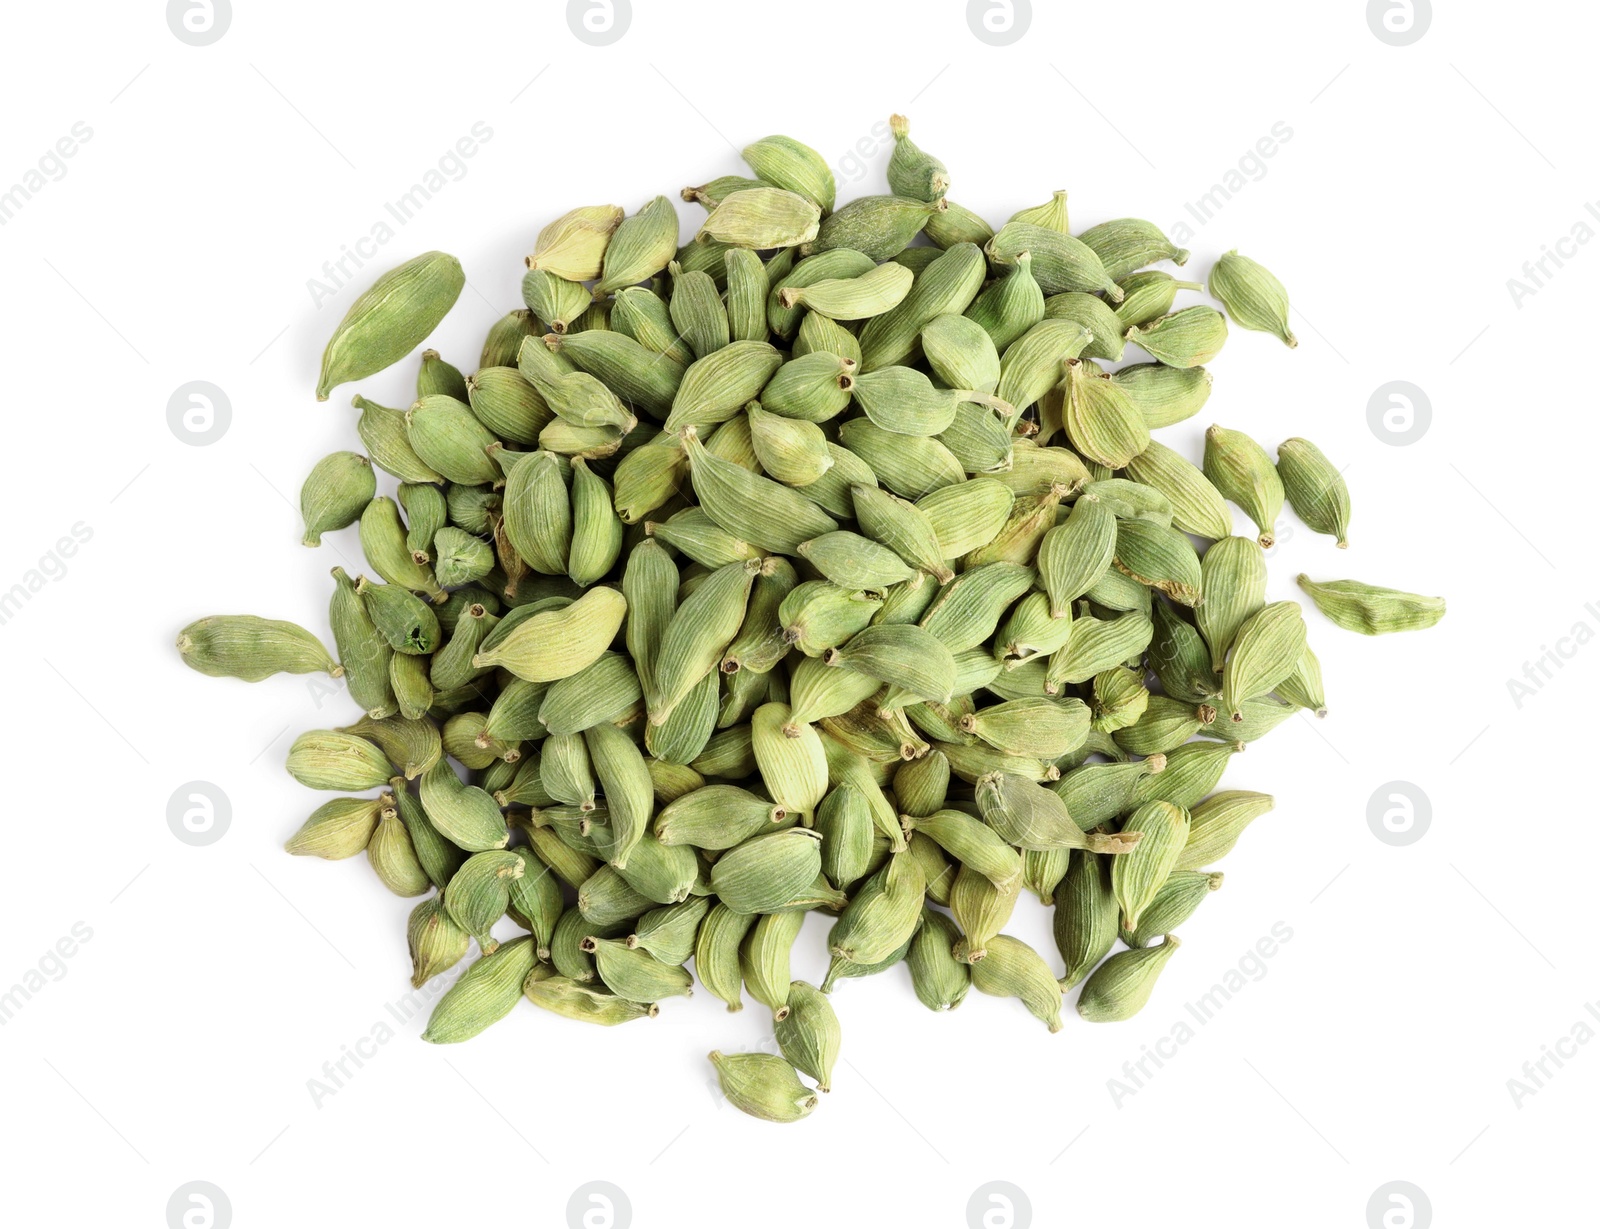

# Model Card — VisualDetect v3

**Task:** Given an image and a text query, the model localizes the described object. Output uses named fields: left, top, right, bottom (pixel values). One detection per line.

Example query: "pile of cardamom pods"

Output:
left=177, top=118, right=1445, bottom=1123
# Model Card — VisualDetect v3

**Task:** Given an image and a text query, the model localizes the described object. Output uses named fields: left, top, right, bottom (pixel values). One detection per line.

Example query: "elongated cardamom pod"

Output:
left=177, top=615, right=340, bottom=682
left=1297, top=576, right=1446, bottom=635
left=1203, top=424, right=1284, bottom=549
left=698, top=187, right=821, bottom=250
left=422, top=937, right=536, bottom=1043
left=525, top=204, right=624, bottom=281
left=1221, top=600, right=1307, bottom=720
left=1209, top=250, right=1296, bottom=347
left=1277, top=438, right=1351, bottom=548
left=1077, top=935, right=1180, bottom=1022
left=1126, top=306, right=1228, bottom=368
left=708, top=1050, right=819, bottom=1123
left=317, top=251, right=464, bottom=400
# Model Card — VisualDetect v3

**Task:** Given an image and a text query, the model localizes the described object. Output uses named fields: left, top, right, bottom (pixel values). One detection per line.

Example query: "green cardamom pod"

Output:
left=1221, top=600, right=1307, bottom=720
left=596, top=195, right=681, bottom=295
left=1126, top=306, right=1228, bottom=368
left=317, top=251, right=464, bottom=401
left=1076, top=934, right=1180, bottom=1022
left=1111, top=801, right=1191, bottom=931
left=525, top=204, right=624, bottom=281
left=1277, top=438, right=1351, bottom=548
left=1054, top=850, right=1118, bottom=989
left=407, top=896, right=470, bottom=987
left=422, top=936, right=536, bottom=1043
left=708, top=1051, right=819, bottom=1123
left=1203, top=424, right=1285, bottom=549
left=986, top=222, right=1121, bottom=300
left=177, top=615, right=340, bottom=682
left=1296, top=575, right=1446, bottom=635
left=886, top=113, right=950, bottom=202
left=1209, top=250, right=1296, bottom=347
left=970, top=933, right=1064, bottom=1032
left=284, top=795, right=384, bottom=859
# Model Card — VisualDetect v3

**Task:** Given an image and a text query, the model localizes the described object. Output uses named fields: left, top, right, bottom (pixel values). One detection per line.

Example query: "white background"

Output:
left=0, top=1, right=1590, bottom=1226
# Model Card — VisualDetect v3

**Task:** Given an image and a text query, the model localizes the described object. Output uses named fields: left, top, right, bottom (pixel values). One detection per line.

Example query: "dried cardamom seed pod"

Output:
left=1297, top=575, right=1446, bottom=635
left=743, top=134, right=836, bottom=214
left=1203, top=425, right=1284, bottom=549
left=805, top=195, right=945, bottom=262
left=317, top=251, right=464, bottom=401
left=422, top=937, right=536, bottom=1043
left=970, top=933, right=1064, bottom=1032
left=1209, top=250, right=1296, bottom=347
left=177, top=615, right=341, bottom=682
left=1077, top=934, right=1180, bottom=1022
left=1277, top=438, right=1351, bottom=548
left=525, top=204, right=624, bottom=280
left=1126, top=306, right=1229, bottom=369
left=987, top=222, right=1121, bottom=300
left=775, top=980, right=841, bottom=1090
left=1111, top=801, right=1191, bottom=931
left=1221, top=600, right=1307, bottom=720
left=886, top=113, right=950, bottom=202
left=907, top=907, right=970, bottom=1011
left=284, top=795, right=385, bottom=859
left=300, top=452, right=375, bottom=547
left=708, top=1050, right=819, bottom=1123
left=595, top=195, right=681, bottom=295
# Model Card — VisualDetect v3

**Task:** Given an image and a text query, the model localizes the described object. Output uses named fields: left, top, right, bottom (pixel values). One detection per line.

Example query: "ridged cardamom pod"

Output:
left=1127, top=306, right=1229, bottom=368
left=1054, top=850, right=1118, bottom=989
left=1220, top=600, right=1307, bottom=720
left=886, top=114, right=950, bottom=203
left=1077, top=217, right=1189, bottom=282
left=988, top=222, right=1121, bottom=301
left=1077, top=934, right=1181, bottom=1023
left=422, top=937, right=536, bottom=1043
left=1121, top=870, right=1223, bottom=949
left=523, top=972, right=658, bottom=1026
left=1124, top=440, right=1233, bottom=541
left=595, top=196, right=681, bottom=295
left=442, top=848, right=523, bottom=948
left=1110, top=363, right=1213, bottom=430
left=1197, top=536, right=1267, bottom=671
left=804, top=195, right=944, bottom=263
left=582, top=936, right=693, bottom=1003
left=966, top=250, right=1045, bottom=352
left=1297, top=575, right=1446, bottom=635
left=742, top=134, right=836, bottom=214
left=1008, top=190, right=1070, bottom=233
left=1112, top=801, right=1191, bottom=931
left=827, top=848, right=925, bottom=964
left=472, top=587, right=627, bottom=683
left=709, top=827, right=823, bottom=914
left=1208, top=250, right=1296, bottom=347
left=775, top=980, right=841, bottom=1090
left=694, top=903, right=754, bottom=1012
left=316, top=251, right=463, bottom=400
left=970, top=933, right=1064, bottom=1032
left=859, top=242, right=987, bottom=371
left=669, top=262, right=731, bottom=358
left=284, top=795, right=384, bottom=860
left=907, top=907, right=970, bottom=1011
left=525, top=205, right=624, bottom=281
left=698, top=187, right=821, bottom=250
left=708, top=1050, right=819, bottom=1123
left=1277, top=438, right=1351, bottom=548
left=176, top=615, right=340, bottom=682
left=407, top=896, right=469, bottom=988
left=1203, top=425, right=1284, bottom=549
left=300, top=452, right=375, bottom=547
